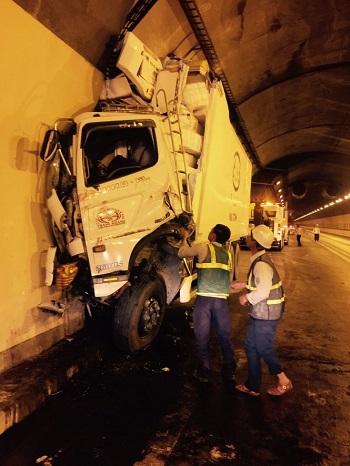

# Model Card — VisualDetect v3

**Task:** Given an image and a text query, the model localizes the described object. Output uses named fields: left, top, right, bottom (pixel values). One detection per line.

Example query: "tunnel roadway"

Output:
left=0, top=232, right=349, bottom=466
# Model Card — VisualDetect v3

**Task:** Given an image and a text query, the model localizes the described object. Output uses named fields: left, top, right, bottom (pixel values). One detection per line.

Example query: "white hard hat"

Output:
left=252, top=224, right=274, bottom=249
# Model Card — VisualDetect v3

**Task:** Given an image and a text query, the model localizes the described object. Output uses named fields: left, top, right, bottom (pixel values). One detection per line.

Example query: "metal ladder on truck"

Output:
left=155, top=66, right=194, bottom=215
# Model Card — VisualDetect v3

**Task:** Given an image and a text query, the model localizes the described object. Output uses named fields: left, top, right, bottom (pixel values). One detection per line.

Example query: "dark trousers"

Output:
left=244, top=317, right=283, bottom=392
left=193, top=295, right=237, bottom=377
left=297, top=234, right=302, bottom=246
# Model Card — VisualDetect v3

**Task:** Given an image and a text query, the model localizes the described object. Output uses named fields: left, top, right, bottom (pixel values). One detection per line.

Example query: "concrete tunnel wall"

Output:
left=0, top=0, right=104, bottom=374
left=1, top=0, right=349, bottom=375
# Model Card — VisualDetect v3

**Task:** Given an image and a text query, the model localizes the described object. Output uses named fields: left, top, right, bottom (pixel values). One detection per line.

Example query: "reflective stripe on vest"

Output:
left=247, top=254, right=285, bottom=319
left=247, top=258, right=284, bottom=306
left=196, top=244, right=232, bottom=271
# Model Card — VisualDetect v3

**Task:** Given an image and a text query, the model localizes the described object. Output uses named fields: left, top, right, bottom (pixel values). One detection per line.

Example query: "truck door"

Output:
left=76, top=119, right=171, bottom=294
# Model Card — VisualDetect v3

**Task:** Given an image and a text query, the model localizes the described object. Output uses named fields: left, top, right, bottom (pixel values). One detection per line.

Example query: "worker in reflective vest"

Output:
left=231, top=224, right=293, bottom=397
left=178, top=224, right=237, bottom=384
left=246, top=253, right=285, bottom=320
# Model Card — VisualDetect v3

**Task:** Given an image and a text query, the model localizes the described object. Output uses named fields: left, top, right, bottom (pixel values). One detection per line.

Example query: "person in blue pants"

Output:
left=178, top=224, right=237, bottom=383
left=231, top=225, right=293, bottom=396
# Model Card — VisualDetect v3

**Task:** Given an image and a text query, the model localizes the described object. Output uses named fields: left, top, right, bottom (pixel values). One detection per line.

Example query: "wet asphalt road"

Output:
left=0, top=233, right=350, bottom=466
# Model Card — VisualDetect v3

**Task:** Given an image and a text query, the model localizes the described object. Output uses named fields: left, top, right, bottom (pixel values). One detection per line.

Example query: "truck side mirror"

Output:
left=40, top=129, right=60, bottom=163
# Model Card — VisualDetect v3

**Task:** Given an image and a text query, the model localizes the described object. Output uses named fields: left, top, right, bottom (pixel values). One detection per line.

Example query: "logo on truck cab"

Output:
left=96, top=207, right=125, bottom=229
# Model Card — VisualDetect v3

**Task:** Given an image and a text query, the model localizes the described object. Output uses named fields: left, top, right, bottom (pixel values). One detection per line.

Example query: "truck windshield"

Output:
left=82, top=123, right=157, bottom=186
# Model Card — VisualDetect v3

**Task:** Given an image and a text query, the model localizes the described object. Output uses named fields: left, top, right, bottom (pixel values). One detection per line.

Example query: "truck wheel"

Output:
left=112, top=275, right=166, bottom=353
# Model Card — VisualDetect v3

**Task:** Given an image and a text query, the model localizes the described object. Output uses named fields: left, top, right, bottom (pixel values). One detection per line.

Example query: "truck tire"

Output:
left=112, top=275, right=166, bottom=353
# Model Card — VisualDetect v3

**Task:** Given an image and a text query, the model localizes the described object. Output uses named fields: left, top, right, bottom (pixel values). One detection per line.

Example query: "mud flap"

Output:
left=180, top=276, right=192, bottom=303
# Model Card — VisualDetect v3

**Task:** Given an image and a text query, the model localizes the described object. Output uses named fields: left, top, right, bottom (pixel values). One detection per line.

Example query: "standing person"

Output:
left=295, top=224, right=302, bottom=246
left=313, top=224, right=320, bottom=242
left=230, top=225, right=292, bottom=396
left=178, top=224, right=237, bottom=383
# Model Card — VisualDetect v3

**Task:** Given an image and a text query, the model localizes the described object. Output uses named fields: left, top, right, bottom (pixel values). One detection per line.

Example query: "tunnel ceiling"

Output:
left=193, top=0, right=350, bottom=219
left=137, top=0, right=350, bottom=220
left=15, top=0, right=350, bottom=219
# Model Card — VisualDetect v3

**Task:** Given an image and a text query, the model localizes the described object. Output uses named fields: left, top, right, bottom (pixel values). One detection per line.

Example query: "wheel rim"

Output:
left=138, top=296, right=162, bottom=338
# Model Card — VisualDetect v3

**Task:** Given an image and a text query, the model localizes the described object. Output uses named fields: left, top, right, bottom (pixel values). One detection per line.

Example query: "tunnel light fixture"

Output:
left=294, top=192, right=350, bottom=221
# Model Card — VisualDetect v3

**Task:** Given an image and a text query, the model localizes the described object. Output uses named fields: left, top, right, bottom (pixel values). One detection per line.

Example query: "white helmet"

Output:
left=252, top=224, right=274, bottom=249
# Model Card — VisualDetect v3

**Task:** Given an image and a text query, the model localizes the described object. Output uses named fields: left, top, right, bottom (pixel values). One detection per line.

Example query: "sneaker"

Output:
left=193, top=370, right=209, bottom=383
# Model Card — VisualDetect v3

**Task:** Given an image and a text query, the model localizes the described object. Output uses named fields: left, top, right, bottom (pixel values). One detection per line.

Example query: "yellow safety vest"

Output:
left=247, top=254, right=285, bottom=319
left=196, top=243, right=232, bottom=297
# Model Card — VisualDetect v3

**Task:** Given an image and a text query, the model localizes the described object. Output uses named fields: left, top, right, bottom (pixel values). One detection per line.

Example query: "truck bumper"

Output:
left=93, top=276, right=129, bottom=297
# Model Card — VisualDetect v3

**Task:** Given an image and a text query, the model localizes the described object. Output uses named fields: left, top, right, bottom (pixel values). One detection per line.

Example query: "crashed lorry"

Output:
left=39, top=32, right=252, bottom=353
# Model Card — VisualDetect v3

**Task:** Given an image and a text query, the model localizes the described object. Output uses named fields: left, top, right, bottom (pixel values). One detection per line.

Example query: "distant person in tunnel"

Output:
left=230, top=225, right=293, bottom=396
left=178, top=224, right=237, bottom=384
left=295, top=224, right=302, bottom=246
left=313, top=224, right=320, bottom=242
